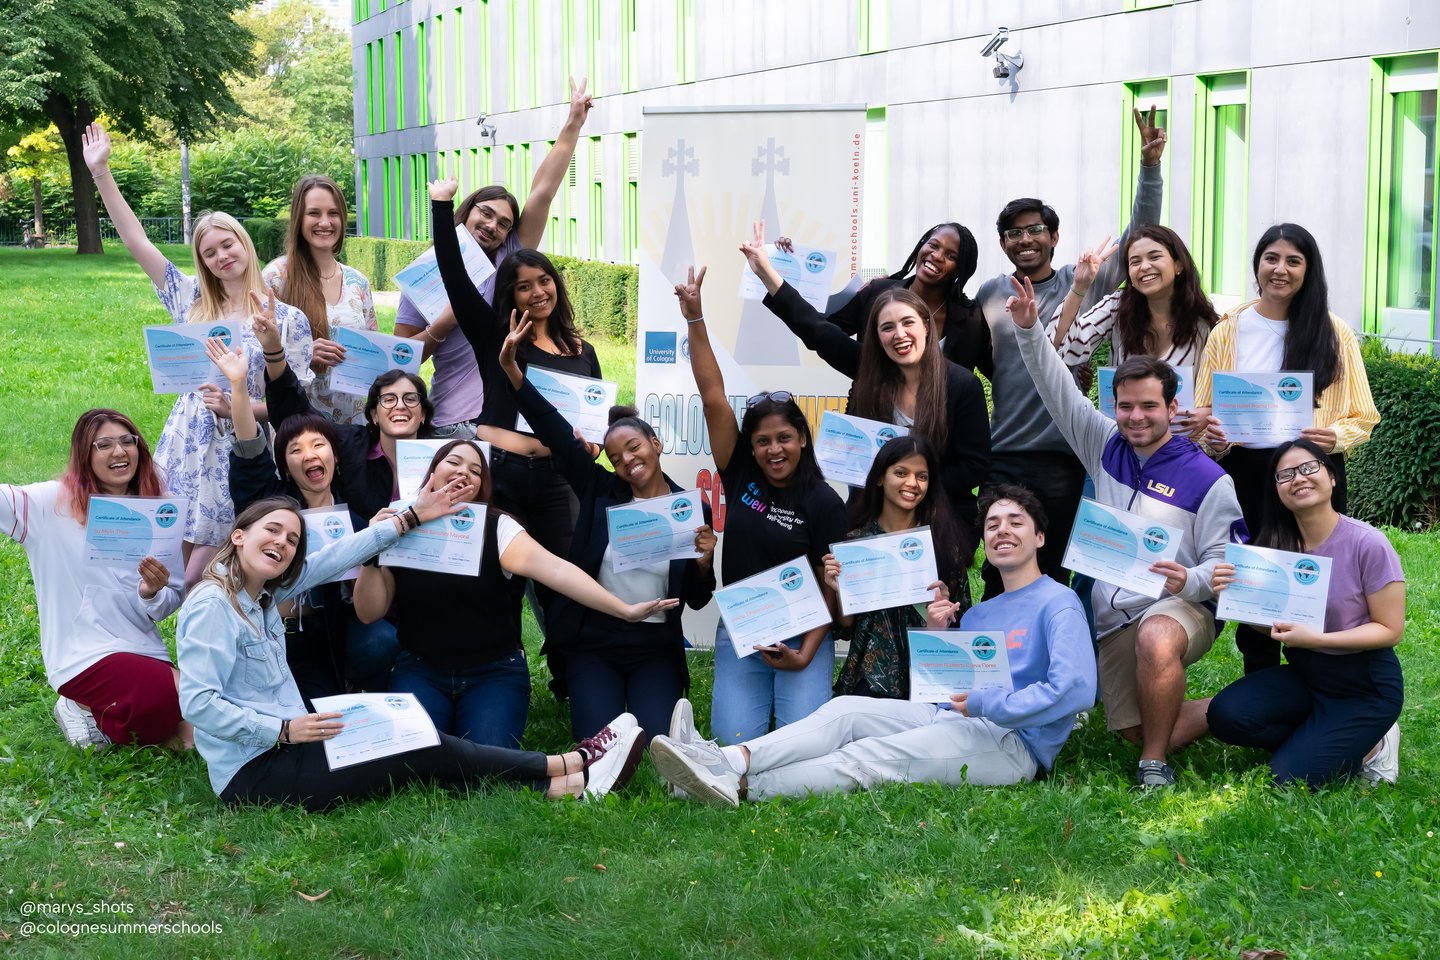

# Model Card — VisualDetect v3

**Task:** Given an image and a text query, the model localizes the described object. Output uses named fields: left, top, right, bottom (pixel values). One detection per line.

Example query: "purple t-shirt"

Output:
left=396, top=231, right=521, bottom=427
left=1309, top=515, right=1405, bottom=651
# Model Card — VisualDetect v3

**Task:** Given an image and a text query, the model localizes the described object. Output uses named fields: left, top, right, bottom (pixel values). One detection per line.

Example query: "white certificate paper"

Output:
left=300, top=505, right=359, bottom=583
left=1216, top=542, right=1332, bottom=628
left=311, top=692, right=441, bottom=770
left=392, top=225, right=497, bottom=324
left=1098, top=363, right=1195, bottom=418
left=1062, top=498, right=1183, bottom=599
left=85, top=496, right=187, bottom=573
left=831, top=527, right=939, bottom=616
left=606, top=488, right=704, bottom=572
left=513, top=367, right=619, bottom=443
left=908, top=630, right=1014, bottom=703
left=395, top=438, right=491, bottom=499
left=1211, top=371, right=1314, bottom=445
left=379, top=501, right=486, bottom=575
left=814, top=410, right=909, bottom=487
left=714, top=556, right=832, bottom=658
left=738, top=241, right=840, bottom=312
left=142, top=321, right=239, bottom=394
left=329, top=327, right=425, bottom=396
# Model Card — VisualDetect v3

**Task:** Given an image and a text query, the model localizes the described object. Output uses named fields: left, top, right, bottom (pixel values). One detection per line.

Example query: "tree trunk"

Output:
left=31, top=177, right=45, bottom=237
left=44, top=93, right=102, bottom=255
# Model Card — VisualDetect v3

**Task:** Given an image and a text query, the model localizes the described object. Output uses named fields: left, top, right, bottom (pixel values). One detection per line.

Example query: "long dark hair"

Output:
left=849, top=436, right=972, bottom=586
left=736, top=395, right=825, bottom=495
left=850, top=288, right=950, bottom=453
left=363, top=370, right=435, bottom=444
left=421, top=439, right=494, bottom=506
left=494, top=249, right=584, bottom=356
left=890, top=222, right=979, bottom=311
left=279, top=174, right=347, bottom=340
left=1254, top=438, right=1340, bottom=554
left=454, top=185, right=521, bottom=244
left=1113, top=224, right=1216, bottom=359
left=1254, top=223, right=1340, bottom=398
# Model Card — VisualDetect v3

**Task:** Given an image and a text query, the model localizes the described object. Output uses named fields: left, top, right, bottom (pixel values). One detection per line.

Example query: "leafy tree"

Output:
left=5, top=124, right=65, bottom=237
left=0, top=0, right=253, bottom=253
left=232, top=0, right=353, bottom=147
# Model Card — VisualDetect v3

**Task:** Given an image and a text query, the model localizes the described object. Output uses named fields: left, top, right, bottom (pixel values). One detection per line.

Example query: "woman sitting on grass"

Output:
left=3, top=409, right=190, bottom=750
left=177, top=494, right=646, bottom=811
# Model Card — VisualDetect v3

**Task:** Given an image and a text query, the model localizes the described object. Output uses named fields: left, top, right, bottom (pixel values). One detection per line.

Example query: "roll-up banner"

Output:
left=636, top=105, right=865, bottom=649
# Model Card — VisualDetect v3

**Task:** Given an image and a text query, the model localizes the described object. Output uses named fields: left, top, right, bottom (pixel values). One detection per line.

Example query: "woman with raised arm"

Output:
left=1193, top=224, right=1381, bottom=673
left=499, top=313, right=717, bottom=743
left=677, top=265, right=849, bottom=744
left=82, top=123, right=314, bottom=585
left=740, top=222, right=991, bottom=537
left=264, top=174, right=379, bottom=426
left=393, top=78, right=594, bottom=437
left=1202, top=439, right=1404, bottom=788
left=823, top=436, right=969, bottom=699
left=178, top=494, right=647, bottom=811
left=3, top=409, right=190, bottom=750
left=351, top=440, right=679, bottom=749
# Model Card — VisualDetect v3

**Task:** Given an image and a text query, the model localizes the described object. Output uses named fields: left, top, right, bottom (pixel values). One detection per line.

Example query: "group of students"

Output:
left=4, top=98, right=1406, bottom=813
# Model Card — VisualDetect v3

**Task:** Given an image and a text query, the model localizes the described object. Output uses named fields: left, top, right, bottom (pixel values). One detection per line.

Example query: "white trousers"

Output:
left=744, top=696, right=1038, bottom=800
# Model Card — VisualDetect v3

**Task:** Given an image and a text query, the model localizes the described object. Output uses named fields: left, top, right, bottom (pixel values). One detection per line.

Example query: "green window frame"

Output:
left=561, top=0, right=576, bottom=100
left=416, top=22, right=429, bottom=126
left=1191, top=72, right=1250, bottom=300
left=383, top=157, right=396, bottom=239
left=862, top=106, right=887, bottom=272
left=1123, top=0, right=1172, bottom=9
left=517, top=143, right=532, bottom=208
left=859, top=0, right=887, bottom=55
left=453, top=6, right=466, bottom=120
left=477, top=0, right=492, bottom=115
left=528, top=0, right=540, bottom=108
left=586, top=0, right=603, bottom=97
left=434, top=15, right=446, bottom=124
left=394, top=31, right=405, bottom=130
left=623, top=132, right=639, bottom=263
left=508, top=0, right=523, bottom=110
left=1363, top=52, right=1439, bottom=345
left=375, top=38, right=388, bottom=133
left=504, top=144, right=518, bottom=198
left=356, top=0, right=369, bottom=25
left=411, top=153, right=430, bottom=239
left=588, top=135, right=604, bottom=259
left=365, top=43, right=377, bottom=134
left=676, top=0, right=695, bottom=83
left=1119, top=78, right=1171, bottom=228
left=548, top=139, right=562, bottom=250
left=620, top=0, right=637, bottom=93
left=358, top=159, right=369, bottom=235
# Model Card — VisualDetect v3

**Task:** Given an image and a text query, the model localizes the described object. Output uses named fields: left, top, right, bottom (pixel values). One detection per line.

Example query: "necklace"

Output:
left=319, top=267, right=340, bottom=281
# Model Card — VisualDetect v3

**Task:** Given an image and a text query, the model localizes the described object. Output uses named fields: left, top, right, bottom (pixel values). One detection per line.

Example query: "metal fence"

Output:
left=0, top=216, right=196, bottom=247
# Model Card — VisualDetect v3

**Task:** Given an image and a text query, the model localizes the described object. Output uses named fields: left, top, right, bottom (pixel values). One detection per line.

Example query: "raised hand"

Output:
left=1134, top=106, right=1167, bottom=166
left=249, top=289, right=284, bottom=354
left=1005, top=274, right=1039, bottom=329
left=498, top=309, right=533, bottom=387
left=738, top=219, right=775, bottom=278
left=81, top=122, right=112, bottom=174
left=412, top=469, right=476, bottom=523
left=673, top=264, right=707, bottom=321
left=428, top=177, right=460, bottom=203
left=204, top=337, right=248, bottom=386
left=1073, top=234, right=1118, bottom=297
left=566, top=76, right=594, bottom=126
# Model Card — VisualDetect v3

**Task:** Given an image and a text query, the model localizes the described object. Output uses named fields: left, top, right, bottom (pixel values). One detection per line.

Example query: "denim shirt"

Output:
left=178, top=521, right=401, bottom=794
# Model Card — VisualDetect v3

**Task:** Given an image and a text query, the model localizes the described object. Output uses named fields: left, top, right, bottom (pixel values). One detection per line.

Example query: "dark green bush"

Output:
left=1346, top=339, right=1440, bottom=530
left=243, top=217, right=289, bottom=263
left=339, top=236, right=431, bottom=292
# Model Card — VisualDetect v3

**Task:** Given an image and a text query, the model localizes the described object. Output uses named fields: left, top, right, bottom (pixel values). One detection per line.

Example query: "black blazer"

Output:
left=811, top=276, right=993, bottom=378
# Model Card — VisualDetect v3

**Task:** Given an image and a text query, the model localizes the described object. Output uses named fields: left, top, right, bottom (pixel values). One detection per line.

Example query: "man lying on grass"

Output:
left=650, top=485, right=1097, bottom=806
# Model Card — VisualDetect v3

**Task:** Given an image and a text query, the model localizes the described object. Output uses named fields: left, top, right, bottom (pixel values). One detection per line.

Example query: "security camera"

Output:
left=993, top=61, right=1011, bottom=79
left=979, top=27, right=1009, bottom=58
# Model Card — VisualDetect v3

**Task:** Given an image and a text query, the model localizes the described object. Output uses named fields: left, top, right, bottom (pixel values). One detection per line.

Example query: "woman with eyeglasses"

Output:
left=351, top=440, right=681, bottom=749
left=676, top=266, right=849, bottom=744
left=3, top=409, right=191, bottom=751
left=1201, top=439, right=1404, bottom=788
left=393, top=79, right=593, bottom=438
left=1193, top=224, right=1381, bottom=673
left=738, top=222, right=991, bottom=537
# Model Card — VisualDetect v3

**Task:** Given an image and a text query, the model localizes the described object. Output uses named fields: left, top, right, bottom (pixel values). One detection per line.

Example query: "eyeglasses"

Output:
left=1002, top=224, right=1050, bottom=242
left=747, top=391, right=793, bottom=408
left=378, top=392, right=422, bottom=409
left=1275, top=459, right=1324, bottom=484
left=92, top=435, right=140, bottom=452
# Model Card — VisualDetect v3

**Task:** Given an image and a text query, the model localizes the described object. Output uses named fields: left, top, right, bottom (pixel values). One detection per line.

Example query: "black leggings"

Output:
left=220, top=734, right=550, bottom=812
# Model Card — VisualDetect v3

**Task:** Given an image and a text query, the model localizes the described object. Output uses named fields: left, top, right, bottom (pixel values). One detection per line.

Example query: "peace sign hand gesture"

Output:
left=1134, top=105, right=1167, bottom=166
left=673, top=265, right=707, bottom=322
left=1005, top=275, right=1039, bottom=329
left=1073, top=234, right=1118, bottom=298
left=566, top=76, right=594, bottom=126
left=249, top=290, right=284, bottom=355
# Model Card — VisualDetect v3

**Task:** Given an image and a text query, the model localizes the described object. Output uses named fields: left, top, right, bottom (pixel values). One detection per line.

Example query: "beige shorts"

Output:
left=1097, top=597, right=1216, bottom=732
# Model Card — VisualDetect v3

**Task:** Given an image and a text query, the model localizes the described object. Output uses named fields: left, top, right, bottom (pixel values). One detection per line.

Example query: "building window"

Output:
left=562, top=0, right=576, bottom=99
left=859, top=0, right=887, bottom=55
left=383, top=156, right=396, bottom=239
left=548, top=139, right=562, bottom=251
left=358, top=159, right=369, bottom=235
left=1119, top=78, right=1171, bottom=228
left=416, top=23, right=429, bottom=126
left=566, top=152, right=579, bottom=256
left=1192, top=72, right=1249, bottom=304
left=453, top=6, right=466, bottom=120
left=410, top=154, right=430, bottom=240
left=365, top=43, right=378, bottom=134
left=589, top=135, right=604, bottom=260
left=620, top=0, right=637, bottom=93
left=434, top=14, right=446, bottom=124
left=505, top=144, right=518, bottom=198
left=623, top=132, right=639, bottom=263
left=862, top=107, right=887, bottom=273
left=477, top=0, right=492, bottom=115
left=375, top=38, right=388, bottom=133
left=393, top=31, right=404, bottom=130
left=528, top=0, right=541, bottom=108
left=355, top=0, right=369, bottom=23
left=1364, top=53, right=1438, bottom=350
left=676, top=0, right=696, bottom=83
left=517, top=143, right=532, bottom=208
left=586, top=0, right=603, bottom=96
left=508, top=0, right=523, bottom=110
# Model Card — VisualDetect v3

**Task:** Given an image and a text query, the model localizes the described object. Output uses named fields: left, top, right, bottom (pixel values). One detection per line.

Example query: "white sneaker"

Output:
left=650, top=734, right=741, bottom=808
left=578, top=714, right=645, bottom=799
left=666, top=699, right=697, bottom=798
left=53, top=697, right=110, bottom=749
left=1361, top=723, right=1400, bottom=785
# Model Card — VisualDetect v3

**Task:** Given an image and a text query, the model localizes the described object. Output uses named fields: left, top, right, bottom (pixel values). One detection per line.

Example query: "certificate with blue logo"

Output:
left=907, top=630, right=1014, bottom=703
left=142, top=321, right=239, bottom=394
left=300, top=505, right=359, bottom=583
left=714, top=556, right=832, bottom=658
left=329, top=327, right=425, bottom=396
left=814, top=410, right=909, bottom=487
left=1062, top=498, right=1182, bottom=599
left=85, top=496, right=187, bottom=572
left=513, top=367, right=619, bottom=444
left=379, top=501, right=485, bottom=575
left=830, top=526, right=939, bottom=616
left=1211, top=371, right=1314, bottom=445
left=392, top=225, right=496, bottom=324
left=394, top=439, right=492, bottom=499
left=1216, top=543, right=1331, bottom=628
left=738, top=240, right=839, bottom=312
left=311, top=692, right=441, bottom=770
left=1097, top=363, right=1195, bottom=418
left=606, top=488, right=704, bottom=572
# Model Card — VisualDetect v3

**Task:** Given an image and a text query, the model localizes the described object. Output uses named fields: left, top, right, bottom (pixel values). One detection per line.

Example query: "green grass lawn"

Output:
left=1, top=245, right=1438, bottom=958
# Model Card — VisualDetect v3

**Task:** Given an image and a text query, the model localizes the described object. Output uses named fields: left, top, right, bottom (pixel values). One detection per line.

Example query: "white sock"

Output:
left=721, top=745, right=747, bottom=775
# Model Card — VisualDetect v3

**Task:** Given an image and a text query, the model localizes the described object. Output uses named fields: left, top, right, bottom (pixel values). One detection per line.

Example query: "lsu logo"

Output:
left=323, top=515, right=345, bottom=540
left=899, top=536, right=924, bottom=561
left=154, top=503, right=179, bottom=528
left=778, top=567, right=804, bottom=591
left=1146, top=479, right=1176, bottom=498
left=804, top=251, right=828, bottom=274
left=1293, top=558, right=1320, bottom=585
left=392, top=342, right=415, bottom=366
left=584, top=384, right=607, bottom=406
left=875, top=426, right=899, bottom=448
left=207, top=326, right=233, bottom=346
left=972, top=635, right=998, bottom=661
left=1277, top=376, right=1303, bottom=402
left=1142, top=526, right=1170, bottom=553
left=449, top=507, right=475, bottom=532
left=671, top=497, right=693, bottom=523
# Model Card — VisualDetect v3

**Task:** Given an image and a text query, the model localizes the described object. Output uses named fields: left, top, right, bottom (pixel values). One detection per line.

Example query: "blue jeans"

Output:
left=710, top=622, right=834, bottom=745
left=391, top=649, right=532, bottom=749
left=565, top=647, right=683, bottom=745
left=345, top=616, right=400, bottom=691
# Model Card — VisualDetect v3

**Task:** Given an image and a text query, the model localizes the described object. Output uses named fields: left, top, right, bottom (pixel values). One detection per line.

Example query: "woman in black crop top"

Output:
left=677, top=266, right=849, bottom=745
left=352, top=440, right=678, bottom=749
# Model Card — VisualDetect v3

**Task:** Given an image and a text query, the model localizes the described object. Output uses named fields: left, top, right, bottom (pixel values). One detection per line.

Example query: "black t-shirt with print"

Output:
left=719, top=457, right=848, bottom=585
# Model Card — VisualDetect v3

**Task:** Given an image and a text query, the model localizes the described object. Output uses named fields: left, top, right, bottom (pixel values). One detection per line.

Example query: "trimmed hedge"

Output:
left=244, top=218, right=288, bottom=263
left=340, top=236, right=432, bottom=292
left=1346, top=340, right=1440, bottom=531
